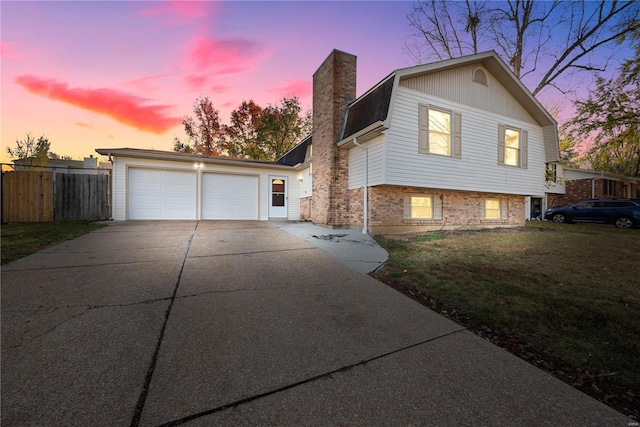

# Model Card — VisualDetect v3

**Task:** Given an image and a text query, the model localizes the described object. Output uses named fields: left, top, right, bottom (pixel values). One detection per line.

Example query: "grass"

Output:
left=1, top=221, right=105, bottom=264
left=373, top=221, right=640, bottom=416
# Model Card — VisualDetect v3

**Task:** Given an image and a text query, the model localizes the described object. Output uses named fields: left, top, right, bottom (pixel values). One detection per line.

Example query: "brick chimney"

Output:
left=311, top=50, right=357, bottom=226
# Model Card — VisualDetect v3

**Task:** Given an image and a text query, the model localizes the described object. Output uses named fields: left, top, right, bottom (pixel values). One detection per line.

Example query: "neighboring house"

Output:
left=97, top=49, right=560, bottom=233
left=547, top=166, right=640, bottom=208
left=13, top=156, right=111, bottom=176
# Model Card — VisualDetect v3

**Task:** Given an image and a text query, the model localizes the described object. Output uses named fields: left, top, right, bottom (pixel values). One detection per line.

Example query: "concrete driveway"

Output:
left=1, top=221, right=629, bottom=426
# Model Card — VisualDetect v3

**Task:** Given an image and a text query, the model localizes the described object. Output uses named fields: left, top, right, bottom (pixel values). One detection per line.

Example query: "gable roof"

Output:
left=338, top=51, right=559, bottom=161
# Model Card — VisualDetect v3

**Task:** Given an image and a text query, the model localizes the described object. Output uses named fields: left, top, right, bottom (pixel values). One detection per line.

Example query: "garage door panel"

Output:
left=202, top=173, right=258, bottom=220
left=128, top=168, right=196, bottom=220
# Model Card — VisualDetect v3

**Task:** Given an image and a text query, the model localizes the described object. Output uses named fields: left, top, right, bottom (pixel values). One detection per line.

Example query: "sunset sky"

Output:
left=1, top=0, right=416, bottom=164
left=0, top=1, right=630, bottom=165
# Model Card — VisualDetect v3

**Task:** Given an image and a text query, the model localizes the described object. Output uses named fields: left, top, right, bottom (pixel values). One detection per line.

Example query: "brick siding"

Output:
left=348, top=185, right=525, bottom=234
left=547, top=178, right=637, bottom=208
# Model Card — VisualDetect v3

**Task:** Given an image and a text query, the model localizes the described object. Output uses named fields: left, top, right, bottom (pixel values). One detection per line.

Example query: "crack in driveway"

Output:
left=155, top=328, right=468, bottom=426
left=129, top=222, right=198, bottom=427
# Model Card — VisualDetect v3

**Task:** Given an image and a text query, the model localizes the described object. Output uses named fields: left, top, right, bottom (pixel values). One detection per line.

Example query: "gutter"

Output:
left=337, top=121, right=387, bottom=148
left=352, top=137, right=368, bottom=234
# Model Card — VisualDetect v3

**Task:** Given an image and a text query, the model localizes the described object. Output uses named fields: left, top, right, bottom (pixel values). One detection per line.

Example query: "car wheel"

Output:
left=552, top=213, right=566, bottom=224
left=615, top=217, right=634, bottom=229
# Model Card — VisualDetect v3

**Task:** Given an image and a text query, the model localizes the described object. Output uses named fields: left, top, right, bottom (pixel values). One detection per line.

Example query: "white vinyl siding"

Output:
left=298, top=166, right=312, bottom=198
left=384, top=87, right=545, bottom=196
left=348, top=135, right=385, bottom=190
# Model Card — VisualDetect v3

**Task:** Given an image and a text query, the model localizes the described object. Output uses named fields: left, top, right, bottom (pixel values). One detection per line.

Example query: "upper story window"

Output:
left=418, top=104, right=462, bottom=159
left=498, top=124, right=528, bottom=169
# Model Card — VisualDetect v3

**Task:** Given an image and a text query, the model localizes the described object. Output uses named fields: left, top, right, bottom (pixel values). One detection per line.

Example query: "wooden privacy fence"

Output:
left=2, top=171, right=111, bottom=222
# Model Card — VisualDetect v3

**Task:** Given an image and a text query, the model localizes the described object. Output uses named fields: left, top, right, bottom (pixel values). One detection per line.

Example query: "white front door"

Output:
left=269, top=176, right=287, bottom=218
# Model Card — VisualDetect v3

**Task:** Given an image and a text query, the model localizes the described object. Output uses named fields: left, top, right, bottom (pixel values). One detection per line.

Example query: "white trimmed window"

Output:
left=481, top=198, right=508, bottom=220
left=403, top=194, right=443, bottom=220
left=419, top=104, right=462, bottom=158
left=498, top=124, right=527, bottom=168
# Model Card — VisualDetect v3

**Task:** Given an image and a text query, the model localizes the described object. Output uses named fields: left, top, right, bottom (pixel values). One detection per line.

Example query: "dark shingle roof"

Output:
left=276, top=135, right=312, bottom=166
left=341, top=75, right=394, bottom=141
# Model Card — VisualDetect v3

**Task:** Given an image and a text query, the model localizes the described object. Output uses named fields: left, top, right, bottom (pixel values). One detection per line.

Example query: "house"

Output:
left=546, top=165, right=640, bottom=208
left=13, top=156, right=112, bottom=176
left=97, top=49, right=560, bottom=233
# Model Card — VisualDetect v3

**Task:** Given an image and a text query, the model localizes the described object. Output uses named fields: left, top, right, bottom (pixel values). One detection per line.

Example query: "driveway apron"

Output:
left=1, top=221, right=629, bottom=426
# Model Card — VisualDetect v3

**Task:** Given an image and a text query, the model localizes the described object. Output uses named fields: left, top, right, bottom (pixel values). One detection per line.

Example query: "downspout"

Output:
left=352, top=137, right=368, bottom=234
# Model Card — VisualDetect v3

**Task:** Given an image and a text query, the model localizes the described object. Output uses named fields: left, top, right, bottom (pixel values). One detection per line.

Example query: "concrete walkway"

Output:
left=1, top=221, right=630, bottom=426
left=270, top=220, right=388, bottom=274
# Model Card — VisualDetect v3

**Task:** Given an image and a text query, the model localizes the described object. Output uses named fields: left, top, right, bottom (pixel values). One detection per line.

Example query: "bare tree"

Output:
left=406, top=0, right=640, bottom=95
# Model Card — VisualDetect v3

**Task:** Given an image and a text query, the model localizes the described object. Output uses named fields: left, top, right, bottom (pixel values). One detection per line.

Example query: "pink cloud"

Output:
left=268, top=79, right=312, bottom=98
left=15, top=75, right=181, bottom=134
left=125, top=73, right=178, bottom=93
left=184, top=74, right=231, bottom=93
left=139, top=0, right=211, bottom=25
left=185, top=36, right=263, bottom=75
left=1, top=42, right=20, bottom=58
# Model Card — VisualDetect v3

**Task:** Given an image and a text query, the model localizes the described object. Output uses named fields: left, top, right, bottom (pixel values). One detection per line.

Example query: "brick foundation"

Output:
left=348, top=185, right=525, bottom=234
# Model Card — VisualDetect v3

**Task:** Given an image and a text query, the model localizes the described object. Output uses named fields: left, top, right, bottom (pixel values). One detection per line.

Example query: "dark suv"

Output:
left=544, top=199, right=640, bottom=229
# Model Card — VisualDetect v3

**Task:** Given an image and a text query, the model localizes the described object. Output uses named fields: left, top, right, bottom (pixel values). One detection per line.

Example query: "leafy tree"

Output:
left=224, top=100, right=263, bottom=158
left=406, top=0, right=639, bottom=95
left=48, top=152, right=74, bottom=160
left=172, top=137, right=194, bottom=154
left=182, top=96, right=225, bottom=156
left=7, top=134, right=51, bottom=167
left=564, top=28, right=640, bottom=177
left=256, top=97, right=306, bottom=160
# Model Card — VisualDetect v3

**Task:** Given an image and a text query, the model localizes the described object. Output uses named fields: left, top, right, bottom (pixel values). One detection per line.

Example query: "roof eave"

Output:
left=337, top=121, right=387, bottom=149
left=95, top=148, right=295, bottom=170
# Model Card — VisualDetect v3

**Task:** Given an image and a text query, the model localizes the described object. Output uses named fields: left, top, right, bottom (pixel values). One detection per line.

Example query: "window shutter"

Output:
left=418, top=104, right=429, bottom=154
left=521, top=130, right=528, bottom=169
left=480, top=200, right=486, bottom=219
left=501, top=199, right=508, bottom=219
left=433, top=195, right=443, bottom=220
left=497, top=124, right=505, bottom=165
left=453, top=112, right=462, bottom=159
left=403, top=195, right=412, bottom=219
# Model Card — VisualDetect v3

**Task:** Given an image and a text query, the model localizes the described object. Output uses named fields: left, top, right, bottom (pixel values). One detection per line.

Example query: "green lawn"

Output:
left=374, top=221, right=640, bottom=417
left=1, top=221, right=105, bottom=265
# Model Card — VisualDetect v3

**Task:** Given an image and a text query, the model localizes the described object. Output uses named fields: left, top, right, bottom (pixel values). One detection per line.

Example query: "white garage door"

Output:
left=128, top=168, right=196, bottom=219
left=202, top=173, right=258, bottom=220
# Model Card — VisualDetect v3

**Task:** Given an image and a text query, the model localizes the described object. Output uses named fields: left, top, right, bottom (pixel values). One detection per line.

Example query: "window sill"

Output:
left=403, top=219, right=443, bottom=224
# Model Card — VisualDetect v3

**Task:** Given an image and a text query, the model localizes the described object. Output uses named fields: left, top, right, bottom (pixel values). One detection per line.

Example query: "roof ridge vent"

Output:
left=473, top=67, right=488, bottom=86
